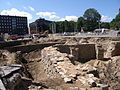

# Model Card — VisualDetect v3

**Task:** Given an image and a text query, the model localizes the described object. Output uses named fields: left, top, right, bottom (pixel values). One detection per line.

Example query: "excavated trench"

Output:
left=20, top=39, right=120, bottom=90
left=21, top=49, right=65, bottom=90
left=13, top=43, right=97, bottom=89
left=1, top=37, right=120, bottom=90
left=18, top=43, right=108, bottom=89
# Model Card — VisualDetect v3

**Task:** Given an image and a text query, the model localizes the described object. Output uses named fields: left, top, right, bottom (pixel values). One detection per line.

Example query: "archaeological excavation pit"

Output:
left=35, top=40, right=120, bottom=90
left=1, top=38, right=120, bottom=90
left=19, top=43, right=100, bottom=90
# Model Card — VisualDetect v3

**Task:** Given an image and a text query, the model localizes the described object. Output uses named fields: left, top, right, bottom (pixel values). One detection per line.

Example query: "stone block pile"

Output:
left=41, top=46, right=79, bottom=82
left=41, top=46, right=109, bottom=89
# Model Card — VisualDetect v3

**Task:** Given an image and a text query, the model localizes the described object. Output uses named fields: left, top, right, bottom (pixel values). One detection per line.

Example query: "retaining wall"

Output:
left=54, top=44, right=96, bottom=62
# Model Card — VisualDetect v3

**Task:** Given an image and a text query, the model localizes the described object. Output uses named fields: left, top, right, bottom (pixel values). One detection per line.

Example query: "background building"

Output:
left=0, top=15, right=28, bottom=35
left=29, top=18, right=52, bottom=34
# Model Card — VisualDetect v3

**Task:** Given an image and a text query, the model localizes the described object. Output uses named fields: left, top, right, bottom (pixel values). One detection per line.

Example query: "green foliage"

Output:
left=110, top=11, right=120, bottom=30
left=77, top=17, right=84, bottom=31
left=83, top=20, right=99, bottom=31
left=101, top=22, right=110, bottom=29
left=55, top=8, right=102, bottom=32
left=82, top=8, right=101, bottom=31
left=30, top=8, right=106, bottom=33
left=56, top=21, right=65, bottom=33
left=55, top=20, right=76, bottom=33
left=69, top=21, right=76, bottom=32
left=83, top=8, right=101, bottom=22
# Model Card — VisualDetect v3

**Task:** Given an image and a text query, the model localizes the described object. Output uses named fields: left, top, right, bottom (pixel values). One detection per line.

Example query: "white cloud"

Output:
left=36, top=11, right=60, bottom=21
left=0, top=8, right=32, bottom=20
left=36, top=11, right=78, bottom=22
left=59, top=16, right=78, bottom=22
left=28, top=6, right=35, bottom=11
left=101, top=15, right=112, bottom=22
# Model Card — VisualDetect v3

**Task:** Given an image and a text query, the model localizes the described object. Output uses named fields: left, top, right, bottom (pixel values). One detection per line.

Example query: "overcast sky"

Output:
left=0, top=0, right=119, bottom=23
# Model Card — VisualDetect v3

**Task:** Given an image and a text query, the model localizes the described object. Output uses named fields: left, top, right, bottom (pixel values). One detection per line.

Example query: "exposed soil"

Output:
left=1, top=37, right=120, bottom=90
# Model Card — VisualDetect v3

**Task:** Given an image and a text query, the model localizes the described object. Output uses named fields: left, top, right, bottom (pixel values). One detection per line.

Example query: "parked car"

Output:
left=10, top=35, right=19, bottom=40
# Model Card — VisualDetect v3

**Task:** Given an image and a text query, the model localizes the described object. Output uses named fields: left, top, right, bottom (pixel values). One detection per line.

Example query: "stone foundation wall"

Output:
left=77, top=44, right=96, bottom=62
left=41, top=46, right=109, bottom=88
left=54, top=44, right=96, bottom=62
left=41, top=47, right=62, bottom=78
left=41, top=45, right=98, bottom=83
left=41, top=46, right=78, bottom=82
left=96, top=45, right=104, bottom=60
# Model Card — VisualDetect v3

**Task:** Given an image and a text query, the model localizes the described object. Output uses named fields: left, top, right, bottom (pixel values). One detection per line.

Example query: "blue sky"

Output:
left=0, top=0, right=120, bottom=23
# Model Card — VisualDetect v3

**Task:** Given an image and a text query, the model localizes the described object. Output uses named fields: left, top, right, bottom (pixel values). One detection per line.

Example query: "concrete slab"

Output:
left=0, top=64, right=21, bottom=77
left=0, top=79, right=6, bottom=90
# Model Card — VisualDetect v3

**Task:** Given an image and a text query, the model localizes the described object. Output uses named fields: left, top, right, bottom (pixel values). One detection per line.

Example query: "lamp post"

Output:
left=51, top=22, right=56, bottom=34
left=35, top=23, right=37, bottom=34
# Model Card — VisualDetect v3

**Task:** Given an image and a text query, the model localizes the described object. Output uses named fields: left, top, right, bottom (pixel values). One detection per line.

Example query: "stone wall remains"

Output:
left=54, top=44, right=96, bottom=63
left=41, top=46, right=78, bottom=82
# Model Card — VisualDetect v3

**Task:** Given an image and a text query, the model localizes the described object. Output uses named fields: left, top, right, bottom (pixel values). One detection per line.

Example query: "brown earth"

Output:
left=1, top=37, right=120, bottom=90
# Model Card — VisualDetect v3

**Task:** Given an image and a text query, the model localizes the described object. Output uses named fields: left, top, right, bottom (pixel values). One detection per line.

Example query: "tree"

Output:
left=110, top=9, right=120, bottom=30
left=56, top=21, right=65, bottom=33
left=83, top=8, right=101, bottom=22
left=77, top=17, right=84, bottom=31
left=100, top=22, right=110, bottom=29
left=83, top=8, right=101, bottom=31
left=64, top=20, right=69, bottom=32
left=68, top=21, right=76, bottom=32
left=55, top=20, right=76, bottom=33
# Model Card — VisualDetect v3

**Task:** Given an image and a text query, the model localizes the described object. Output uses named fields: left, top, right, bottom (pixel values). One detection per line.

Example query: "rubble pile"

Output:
left=39, top=39, right=120, bottom=89
left=41, top=46, right=67, bottom=79
left=41, top=46, right=109, bottom=89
